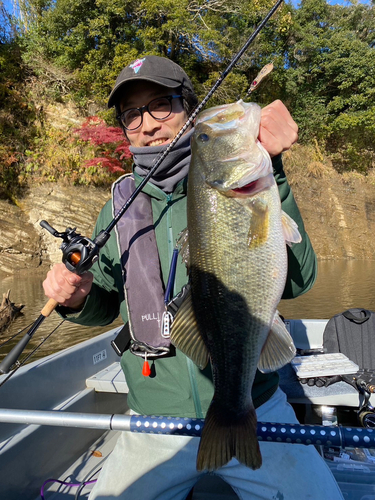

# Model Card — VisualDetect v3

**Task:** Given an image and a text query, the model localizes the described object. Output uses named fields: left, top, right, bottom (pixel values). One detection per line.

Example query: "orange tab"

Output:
left=142, top=360, right=151, bottom=377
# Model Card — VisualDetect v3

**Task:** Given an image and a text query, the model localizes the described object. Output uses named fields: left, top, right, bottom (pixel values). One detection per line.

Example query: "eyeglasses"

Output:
left=117, top=95, right=182, bottom=131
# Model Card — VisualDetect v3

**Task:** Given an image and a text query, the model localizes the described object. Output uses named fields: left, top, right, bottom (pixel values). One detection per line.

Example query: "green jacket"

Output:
left=62, top=154, right=317, bottom=418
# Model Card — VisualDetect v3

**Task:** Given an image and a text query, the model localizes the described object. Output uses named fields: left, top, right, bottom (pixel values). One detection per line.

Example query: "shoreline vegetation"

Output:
left=1, top=0, right=374, bottom=198
left=0, top=0, right=374, bottom=272
left=0, top=139, right=375, bottom=280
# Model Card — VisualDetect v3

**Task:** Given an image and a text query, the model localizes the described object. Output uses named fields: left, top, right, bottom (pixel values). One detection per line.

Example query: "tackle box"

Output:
left=322, top=446, right=375, bottom=500
left=291, top=353, right=359, bottom=379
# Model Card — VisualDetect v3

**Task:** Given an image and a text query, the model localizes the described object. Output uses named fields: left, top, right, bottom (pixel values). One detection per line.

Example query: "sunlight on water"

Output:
left=1, top=260, right=375, bottom=364
left=0, top=273, right=122, bottom=363
left=279, top=260, right=375, bottom=319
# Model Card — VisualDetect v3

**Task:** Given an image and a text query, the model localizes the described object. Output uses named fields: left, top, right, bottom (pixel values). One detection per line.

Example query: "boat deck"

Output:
left=40, top=361, right=238, bottom=499
left=2, top=321, right=375, bottom=500
left=40, top=429, right=238, bottom=499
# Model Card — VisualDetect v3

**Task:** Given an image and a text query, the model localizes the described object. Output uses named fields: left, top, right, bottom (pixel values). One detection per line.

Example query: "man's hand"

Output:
left=43, top=263, right=94, bottom=310
left=259, top=100, right=298, bottom=157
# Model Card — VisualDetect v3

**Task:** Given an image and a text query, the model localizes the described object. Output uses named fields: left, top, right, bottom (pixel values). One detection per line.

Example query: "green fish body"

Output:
left=171, top=100, right=301, bottom=471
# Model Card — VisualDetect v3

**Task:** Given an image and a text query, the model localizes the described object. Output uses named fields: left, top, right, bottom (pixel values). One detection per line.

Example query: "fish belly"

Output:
left=188, top=178, right=287, bottom=471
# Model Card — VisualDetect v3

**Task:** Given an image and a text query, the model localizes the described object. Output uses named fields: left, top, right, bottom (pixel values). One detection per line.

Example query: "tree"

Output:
left=282, top=0, right=375, bottom=171
left=20, top=0, right=292, bottom=107
left=4, top=0, right=374, bottom=186
left=0, top=2, right=38, bottom=199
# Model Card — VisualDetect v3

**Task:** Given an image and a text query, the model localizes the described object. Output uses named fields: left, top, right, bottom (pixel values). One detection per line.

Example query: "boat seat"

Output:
left=86, top=361, right=129, bottom=393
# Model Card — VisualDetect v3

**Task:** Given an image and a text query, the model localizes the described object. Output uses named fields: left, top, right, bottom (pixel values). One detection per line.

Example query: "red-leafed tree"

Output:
left=74, top=116, right=132, bottom=174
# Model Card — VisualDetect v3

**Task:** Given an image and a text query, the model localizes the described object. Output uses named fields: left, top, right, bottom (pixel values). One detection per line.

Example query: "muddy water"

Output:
left=279, top=260, right=375, bottom=319
left=1, top=259, right=375, bottom=364
left=0, top=273, right=122, bottom=364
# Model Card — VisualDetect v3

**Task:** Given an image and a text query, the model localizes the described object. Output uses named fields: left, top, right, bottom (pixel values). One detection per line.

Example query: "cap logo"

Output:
left=129, top=58, right=146, bottom=74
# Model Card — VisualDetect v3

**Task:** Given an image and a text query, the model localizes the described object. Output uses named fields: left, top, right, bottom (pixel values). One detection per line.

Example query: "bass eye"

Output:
left=198, top=133, right=209, bottom=142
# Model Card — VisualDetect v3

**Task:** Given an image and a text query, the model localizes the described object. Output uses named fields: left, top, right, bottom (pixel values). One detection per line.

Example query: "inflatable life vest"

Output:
left=322, top=308, right=375, bottom=427
left=111, top=174, right=172, bottom=358
left=323, top=308, right=375, bottom=370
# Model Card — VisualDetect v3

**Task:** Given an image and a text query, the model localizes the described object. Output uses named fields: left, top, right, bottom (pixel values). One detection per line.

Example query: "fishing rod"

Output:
left=0, top=222, right=110, bottom=375
left=0, top=321, right=63, bottom=387
left=0, top=321, right=35, bottom=349
left=0, top=409, right=374, bottom=449
left=0, top=0, right=284, bottom=375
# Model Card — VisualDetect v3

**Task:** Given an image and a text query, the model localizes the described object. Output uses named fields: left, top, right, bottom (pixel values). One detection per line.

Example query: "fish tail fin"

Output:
left=197, top=401, right=262, bottom=471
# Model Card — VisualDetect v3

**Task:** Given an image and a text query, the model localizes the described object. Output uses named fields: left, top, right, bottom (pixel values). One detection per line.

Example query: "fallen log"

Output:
left=0, top=290, right=24, bottom=333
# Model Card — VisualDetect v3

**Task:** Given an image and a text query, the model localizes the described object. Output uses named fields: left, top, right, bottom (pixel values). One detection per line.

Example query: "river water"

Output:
left=1, top=259, right=375, bottom=364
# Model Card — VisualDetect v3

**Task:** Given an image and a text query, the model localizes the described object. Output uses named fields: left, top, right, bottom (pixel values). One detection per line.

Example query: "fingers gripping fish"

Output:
left=170, top=100, right=301, bottom=472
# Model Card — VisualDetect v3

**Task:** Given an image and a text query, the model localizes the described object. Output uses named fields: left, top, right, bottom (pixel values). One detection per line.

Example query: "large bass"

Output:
left=171, top=100, right=301, bottom=471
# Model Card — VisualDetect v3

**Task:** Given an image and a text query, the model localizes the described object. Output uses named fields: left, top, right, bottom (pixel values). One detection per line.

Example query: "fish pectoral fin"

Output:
left=170, top=287, right=209, bottom=370
left=281, top=211, right=302, bottom=247
left=176, top=227, right=190, bottom=267
left=258, top=312, right=296, bottom=373
left=247, top=199, right=269, bottom=249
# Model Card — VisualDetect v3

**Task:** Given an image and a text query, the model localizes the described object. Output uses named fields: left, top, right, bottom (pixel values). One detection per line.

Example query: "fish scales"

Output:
left=171, top=100, right=300, bottom=472
left=189, top=163, right=285, bottom=425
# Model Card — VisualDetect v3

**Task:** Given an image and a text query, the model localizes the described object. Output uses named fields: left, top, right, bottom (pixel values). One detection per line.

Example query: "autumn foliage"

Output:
left=18, top=115, right=133, bottom=189
left=74, top=116, right=132, bottom=174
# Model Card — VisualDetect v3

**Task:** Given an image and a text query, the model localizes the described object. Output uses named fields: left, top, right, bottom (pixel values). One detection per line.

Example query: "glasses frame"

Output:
left=117, top=95, right=183, bottom=131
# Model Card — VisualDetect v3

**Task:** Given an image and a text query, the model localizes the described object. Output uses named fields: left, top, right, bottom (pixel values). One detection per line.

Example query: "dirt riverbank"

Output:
left=1, top=150, right=375, bottom=276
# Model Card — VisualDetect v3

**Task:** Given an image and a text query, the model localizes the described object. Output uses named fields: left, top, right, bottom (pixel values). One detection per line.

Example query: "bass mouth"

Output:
left=225, top=173, right=274, bottom=198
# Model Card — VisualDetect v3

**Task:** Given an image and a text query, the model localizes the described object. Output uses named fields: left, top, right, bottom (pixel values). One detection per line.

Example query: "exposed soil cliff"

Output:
left=0, top=184, right=111, bottom=275
left=1, top=147, right=375, bottom=276
left=283, top=147, right=375, bottom=260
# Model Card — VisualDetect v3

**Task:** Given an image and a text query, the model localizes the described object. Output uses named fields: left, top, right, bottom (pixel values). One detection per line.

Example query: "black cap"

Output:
left=108, top=56, right=195, bottom=109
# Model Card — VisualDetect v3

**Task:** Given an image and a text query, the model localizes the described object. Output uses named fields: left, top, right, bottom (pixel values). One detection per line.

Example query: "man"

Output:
left=43, top=56, right=343, bottom=499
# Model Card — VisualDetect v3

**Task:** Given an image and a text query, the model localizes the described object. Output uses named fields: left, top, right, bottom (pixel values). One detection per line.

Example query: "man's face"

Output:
left=119, top=81, right=188, bottom=148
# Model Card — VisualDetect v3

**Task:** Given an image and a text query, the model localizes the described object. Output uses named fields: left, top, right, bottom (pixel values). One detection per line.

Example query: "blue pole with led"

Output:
left=0, top=409, right=374, bottom=449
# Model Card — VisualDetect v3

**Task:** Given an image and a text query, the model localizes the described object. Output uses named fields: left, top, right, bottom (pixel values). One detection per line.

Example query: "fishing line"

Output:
left=0, top=322, right=35, bottom=349
left=18, top=320, right=65, bottom=364
left=0, top=320, right=65, bottom=388
left=0, top=304, right=10, bottom=315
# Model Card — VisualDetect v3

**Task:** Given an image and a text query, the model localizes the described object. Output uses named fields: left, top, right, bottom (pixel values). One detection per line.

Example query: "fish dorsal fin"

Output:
left=258, top=312, right=296, bottom=373
left=281, top=211, right=302, bottom=247
left=170, top=286, right=209, bottom=370
left=176, top=227, right=190, bottom=267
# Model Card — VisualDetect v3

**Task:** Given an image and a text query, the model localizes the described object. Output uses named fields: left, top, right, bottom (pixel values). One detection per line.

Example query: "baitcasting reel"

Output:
left=40, top=220, right=110, bottom=274
left=355, top=375, right=375, bottom=428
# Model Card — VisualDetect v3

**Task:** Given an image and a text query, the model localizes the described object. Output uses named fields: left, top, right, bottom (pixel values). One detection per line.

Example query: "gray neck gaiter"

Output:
left=129, top=128, right=194, bottom=193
